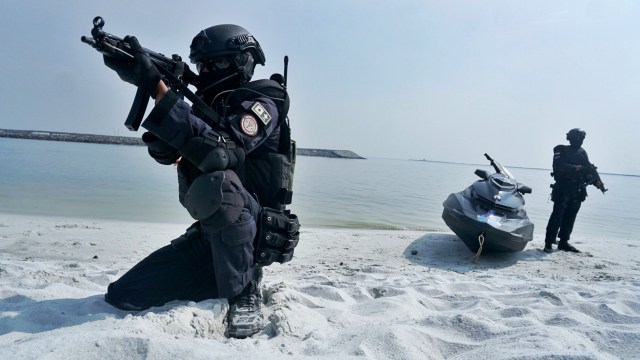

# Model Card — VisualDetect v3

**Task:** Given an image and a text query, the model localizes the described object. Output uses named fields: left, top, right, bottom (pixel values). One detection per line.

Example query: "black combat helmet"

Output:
left=566, top=128, right=586, bottom=142
left=189, top=24, right=265, bottom=84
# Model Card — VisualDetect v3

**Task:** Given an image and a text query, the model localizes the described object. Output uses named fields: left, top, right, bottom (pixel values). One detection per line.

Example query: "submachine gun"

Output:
left=81, top=16, right=221, bottom=131
left=582, top=163, right=608, bottom=193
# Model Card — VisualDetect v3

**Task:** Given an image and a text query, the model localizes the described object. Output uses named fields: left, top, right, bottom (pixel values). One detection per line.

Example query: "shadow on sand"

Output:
left=0, top=294, right=226, bottom=335
left=0, top=294, right=125, bottom=335
left=402, top=232, right=547, bottom=273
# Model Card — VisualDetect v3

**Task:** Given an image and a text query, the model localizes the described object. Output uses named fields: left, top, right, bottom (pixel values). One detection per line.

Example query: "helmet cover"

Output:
left=566, top=128, right=586, bottom=142
left=189, top=24, right=265, bottom=65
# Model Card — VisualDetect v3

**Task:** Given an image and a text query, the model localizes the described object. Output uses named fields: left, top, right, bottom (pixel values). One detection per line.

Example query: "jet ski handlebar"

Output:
left=484, top=153, right=502, bottom=174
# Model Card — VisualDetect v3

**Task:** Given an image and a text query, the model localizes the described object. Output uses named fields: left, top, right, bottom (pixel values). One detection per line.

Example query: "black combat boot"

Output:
left=543, top=243, right=554, bottom=253
left=557, top=241, right=580, bottom=253
left=227, top=267, right=263, bottom=338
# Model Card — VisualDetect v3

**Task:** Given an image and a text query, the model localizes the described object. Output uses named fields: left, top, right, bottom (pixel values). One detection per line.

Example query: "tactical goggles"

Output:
left=195, top=56, right=232, bottom=73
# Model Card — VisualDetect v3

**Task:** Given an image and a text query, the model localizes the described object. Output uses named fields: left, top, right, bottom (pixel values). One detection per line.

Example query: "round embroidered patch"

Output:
left=240, top=114, right=259, bottom=136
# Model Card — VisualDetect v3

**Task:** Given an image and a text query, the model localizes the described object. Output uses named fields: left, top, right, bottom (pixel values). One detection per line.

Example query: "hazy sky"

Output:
left=1, top=0, right=638, bottom=174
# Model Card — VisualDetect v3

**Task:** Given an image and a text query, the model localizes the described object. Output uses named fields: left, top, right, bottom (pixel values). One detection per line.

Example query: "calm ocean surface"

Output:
left=1, top=138, right=639, bottom=240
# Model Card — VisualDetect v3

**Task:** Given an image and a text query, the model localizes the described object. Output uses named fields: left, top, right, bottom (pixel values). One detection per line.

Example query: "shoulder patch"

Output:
left=251, top=102, right=272, bottom=125
left=240, top=114, right=259, bottom=137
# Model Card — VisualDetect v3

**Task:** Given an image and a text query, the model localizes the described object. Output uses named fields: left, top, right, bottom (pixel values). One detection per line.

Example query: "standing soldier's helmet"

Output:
left=566, top=128, right=586, bottom=142
left=189, top=24, right=266, bottom=84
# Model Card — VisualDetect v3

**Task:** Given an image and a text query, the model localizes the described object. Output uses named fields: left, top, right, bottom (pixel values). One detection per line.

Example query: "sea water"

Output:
left=1, top=138, right=638, bottom=241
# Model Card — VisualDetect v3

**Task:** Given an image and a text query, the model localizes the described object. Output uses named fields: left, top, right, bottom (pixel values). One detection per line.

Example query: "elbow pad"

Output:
left=179, top=135, right=245, bottom=173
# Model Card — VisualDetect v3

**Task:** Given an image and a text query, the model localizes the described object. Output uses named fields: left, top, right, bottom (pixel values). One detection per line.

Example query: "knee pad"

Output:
left=184, top=171, right=225, bottom=221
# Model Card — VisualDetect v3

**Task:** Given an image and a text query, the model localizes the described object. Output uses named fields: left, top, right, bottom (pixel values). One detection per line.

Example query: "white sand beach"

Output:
left=1, top=213, right=638, bottom=359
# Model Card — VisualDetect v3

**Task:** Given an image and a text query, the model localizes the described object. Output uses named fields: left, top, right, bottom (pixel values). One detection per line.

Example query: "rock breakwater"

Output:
left=0, top=129, right=365, bottom=159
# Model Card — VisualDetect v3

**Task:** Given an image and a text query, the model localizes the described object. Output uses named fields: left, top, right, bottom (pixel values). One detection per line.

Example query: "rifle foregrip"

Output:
left=124, top=88, right=151, bottom=131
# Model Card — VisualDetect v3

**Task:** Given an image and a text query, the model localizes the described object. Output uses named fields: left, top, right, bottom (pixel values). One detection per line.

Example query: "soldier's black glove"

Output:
left=103, top=36, right=163, bottom=98
left=142, top=132, right=180, bottom=165
left=181, top=64, right=200, bottom=87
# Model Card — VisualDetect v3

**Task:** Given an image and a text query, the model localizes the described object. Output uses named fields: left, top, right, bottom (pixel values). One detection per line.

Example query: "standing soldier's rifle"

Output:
left=583, top=163, right=608, bottom=194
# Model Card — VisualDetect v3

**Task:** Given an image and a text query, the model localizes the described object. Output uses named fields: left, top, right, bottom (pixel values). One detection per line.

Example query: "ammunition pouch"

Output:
left=550, top=181, right=587, bottom=203
left=254, top=207, right=300, bottom=266
left=242, top=151, right=294, bottom=210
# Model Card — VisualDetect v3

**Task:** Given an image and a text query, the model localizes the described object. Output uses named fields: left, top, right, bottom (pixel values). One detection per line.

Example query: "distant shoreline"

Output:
left=0, top=128, right=365, bottom=160
left=409, top=158, right=636, bottom=178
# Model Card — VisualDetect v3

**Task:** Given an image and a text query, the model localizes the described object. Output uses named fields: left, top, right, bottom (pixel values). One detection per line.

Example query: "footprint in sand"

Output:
left=538, top=290, right=563, bottom=306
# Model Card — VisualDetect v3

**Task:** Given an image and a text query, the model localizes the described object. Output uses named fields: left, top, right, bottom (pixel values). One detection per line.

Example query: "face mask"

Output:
left=195, top=67, right=239, bottom=104
left=569, top=139, right=584, bottom=148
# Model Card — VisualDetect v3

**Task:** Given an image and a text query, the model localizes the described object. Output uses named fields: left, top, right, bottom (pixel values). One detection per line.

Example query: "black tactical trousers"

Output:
left=105, top=227, right=219, bottom=310
left=545, top=191, right=582, bottom=246
left=105, top=172, right=261, bottom=311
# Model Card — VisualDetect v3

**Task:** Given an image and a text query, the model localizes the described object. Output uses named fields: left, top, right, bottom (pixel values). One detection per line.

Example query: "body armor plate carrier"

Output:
left=231, top=78, right=300, bottom=266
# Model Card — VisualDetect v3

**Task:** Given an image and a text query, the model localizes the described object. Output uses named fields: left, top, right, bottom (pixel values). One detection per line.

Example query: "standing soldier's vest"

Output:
left=229, top=78, right=300, bottom=266
left=551, top=145, right=593, bottom=202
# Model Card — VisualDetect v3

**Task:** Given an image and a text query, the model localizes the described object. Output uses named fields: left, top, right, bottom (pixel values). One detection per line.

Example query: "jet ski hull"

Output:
left=442, top=192, right=534, bottom=253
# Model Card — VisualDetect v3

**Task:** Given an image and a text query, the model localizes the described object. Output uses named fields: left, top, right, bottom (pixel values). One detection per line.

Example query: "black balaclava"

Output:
left=195, top=53, right=254, bottom=106
left=569, top=138, right=584, bottom=149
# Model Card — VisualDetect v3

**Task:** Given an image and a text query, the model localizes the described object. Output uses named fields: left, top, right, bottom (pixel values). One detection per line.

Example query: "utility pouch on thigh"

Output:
left=255, top=207, right=300, bottom=266
left=170, top=222, right=200, bottom=249
left=577, top=186, right=587, bottom=202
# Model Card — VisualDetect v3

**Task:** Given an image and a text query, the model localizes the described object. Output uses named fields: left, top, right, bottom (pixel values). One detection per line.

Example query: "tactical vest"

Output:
left=551, top=145, right=593, bottom=202
left=228, top=78, right=300, bottom=266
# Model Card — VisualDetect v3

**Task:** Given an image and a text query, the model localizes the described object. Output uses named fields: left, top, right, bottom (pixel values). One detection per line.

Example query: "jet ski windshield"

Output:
left=484, top=153, right=515, bottom=179
left=499, top=164, right=515, bottom=179
left=490, top=174, right=516, bottom=190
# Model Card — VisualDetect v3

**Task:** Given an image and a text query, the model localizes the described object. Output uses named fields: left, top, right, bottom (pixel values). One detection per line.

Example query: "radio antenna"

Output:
left=283, top=55, right=288, bottom=89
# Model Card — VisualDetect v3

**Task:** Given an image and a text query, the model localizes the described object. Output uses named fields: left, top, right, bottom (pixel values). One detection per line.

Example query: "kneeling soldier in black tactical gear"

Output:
left=544, top=128, right=606, bottom=254
left=102, top=24, right=299, bottom=338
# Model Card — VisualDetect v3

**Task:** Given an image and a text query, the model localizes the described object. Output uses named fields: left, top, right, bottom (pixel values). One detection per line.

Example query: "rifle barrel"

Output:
left=80, top=36, right=95, bottom=45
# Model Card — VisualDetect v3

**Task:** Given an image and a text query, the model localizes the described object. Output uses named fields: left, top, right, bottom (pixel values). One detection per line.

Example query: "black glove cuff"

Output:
left=142, top=72, right=163, bottom=99
left=142, top=132, right=180, bottom=164
left=141, top=91, right=185, bottom=147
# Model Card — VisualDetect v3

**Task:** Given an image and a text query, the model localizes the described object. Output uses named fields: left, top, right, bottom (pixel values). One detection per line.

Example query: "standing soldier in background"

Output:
left=544, top=128, right=606, bottom=253
left=99, top=24, right=299, bottom=338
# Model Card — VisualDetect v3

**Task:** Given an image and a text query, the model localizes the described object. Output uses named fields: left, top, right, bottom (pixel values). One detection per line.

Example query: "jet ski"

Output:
left=442, top=153, right=534, bottom=253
